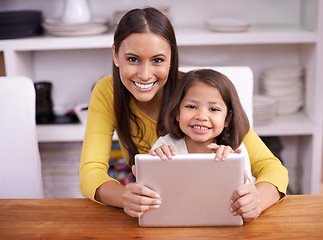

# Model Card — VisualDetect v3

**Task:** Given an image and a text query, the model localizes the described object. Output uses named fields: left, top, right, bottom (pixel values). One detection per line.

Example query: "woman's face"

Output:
left=113, top=32, right=171, bottom=103
left=177, top=81, right=229, bottom=146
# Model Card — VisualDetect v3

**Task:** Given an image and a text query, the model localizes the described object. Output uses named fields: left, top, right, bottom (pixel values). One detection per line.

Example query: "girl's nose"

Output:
left=195, top=109, right=208, bottom=121
left=138, top=63, right=152, bottom=81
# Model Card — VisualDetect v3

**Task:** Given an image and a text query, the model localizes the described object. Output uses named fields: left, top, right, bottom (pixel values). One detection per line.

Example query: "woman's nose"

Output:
left=138, top=63, right=152, bottom=80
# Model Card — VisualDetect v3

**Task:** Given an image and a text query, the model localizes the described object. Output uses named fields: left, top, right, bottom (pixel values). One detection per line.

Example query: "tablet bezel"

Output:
left=135, top=153, right=244, bottom=227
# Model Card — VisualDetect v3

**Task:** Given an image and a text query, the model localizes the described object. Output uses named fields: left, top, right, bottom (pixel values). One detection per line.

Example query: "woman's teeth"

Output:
left=134, top=82, right=154, bottom=89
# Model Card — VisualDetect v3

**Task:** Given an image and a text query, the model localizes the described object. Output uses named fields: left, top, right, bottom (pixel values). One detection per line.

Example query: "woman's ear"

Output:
left=112, top=44, right=119, bottom=67
left=224, top=110, right=232, bottom=128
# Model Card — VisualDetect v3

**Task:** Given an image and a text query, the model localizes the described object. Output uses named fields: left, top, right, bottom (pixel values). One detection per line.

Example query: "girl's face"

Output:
left=177, top=81, right=229, bottom=146
left=113, top=32, right=171, bottom=103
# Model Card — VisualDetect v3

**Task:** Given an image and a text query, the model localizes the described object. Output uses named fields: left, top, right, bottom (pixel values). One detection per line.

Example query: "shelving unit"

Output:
left=0, top=0, right=322, bottom=194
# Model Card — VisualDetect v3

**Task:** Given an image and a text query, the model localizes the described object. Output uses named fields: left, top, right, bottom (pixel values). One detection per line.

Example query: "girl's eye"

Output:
left=127, top=57, right=138, bottom=63
left=185, top=105, right=196, bottom=109
left=210, top=107, right=219, bottom=112
left=152, top=58, right=164, bottom=64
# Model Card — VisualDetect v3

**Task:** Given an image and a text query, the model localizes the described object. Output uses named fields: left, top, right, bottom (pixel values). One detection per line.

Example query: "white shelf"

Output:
left=254, top=111, right=313, bottom=136
left=37, top=124, right=118, bottom=142
left=0, top=24, right=318, bottom=52
left=176, top=25, right=318, bottom=46
left=37, top=124, right=86, bottom=142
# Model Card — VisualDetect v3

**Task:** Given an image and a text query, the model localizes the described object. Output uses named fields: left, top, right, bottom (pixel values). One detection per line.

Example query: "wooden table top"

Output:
left=1, top=194, right=323, bottom=239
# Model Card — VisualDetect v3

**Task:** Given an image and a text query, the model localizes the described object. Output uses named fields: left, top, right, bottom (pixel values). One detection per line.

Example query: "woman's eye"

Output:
left=127, top=57, right=138, bottom=63
left=153, top=58, right=164, bottom=64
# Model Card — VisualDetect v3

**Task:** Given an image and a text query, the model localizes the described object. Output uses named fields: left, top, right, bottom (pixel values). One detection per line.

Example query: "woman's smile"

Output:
left=112, top=32, right=171, bottom=103
left=132, top=80, right=157, bottom=91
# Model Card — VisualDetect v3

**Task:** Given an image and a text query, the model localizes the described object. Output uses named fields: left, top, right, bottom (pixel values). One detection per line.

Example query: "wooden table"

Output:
left=1, top=195, right=323, bottom=239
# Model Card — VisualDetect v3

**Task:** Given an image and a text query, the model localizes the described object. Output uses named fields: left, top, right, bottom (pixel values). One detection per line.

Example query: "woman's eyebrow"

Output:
left=124, top=52, right=167, bottom=58
left=152, top=53, right=167, bottom=58
left=124, top=52, right=139, bottom=57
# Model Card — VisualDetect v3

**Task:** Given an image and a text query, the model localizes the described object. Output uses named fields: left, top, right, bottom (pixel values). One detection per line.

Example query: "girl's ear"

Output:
left=175, top=109, right=180, bottom=122
left=112, top=44, right=119, bottom=67
left=224, top=110, right=232, bottom=128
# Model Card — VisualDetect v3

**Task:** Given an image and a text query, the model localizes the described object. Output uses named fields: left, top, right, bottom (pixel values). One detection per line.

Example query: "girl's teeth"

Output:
left=134, top=82, right=154, bottom=89
left=192, top=126, right=208, bottom=130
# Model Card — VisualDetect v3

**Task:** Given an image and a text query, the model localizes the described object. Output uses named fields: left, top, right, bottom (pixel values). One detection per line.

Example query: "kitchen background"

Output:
left=0, top=0, right=322, bottom=197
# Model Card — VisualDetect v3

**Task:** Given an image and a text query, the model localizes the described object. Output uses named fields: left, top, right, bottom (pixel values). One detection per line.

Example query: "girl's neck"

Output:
left=185, top=137, right=215, bottom=153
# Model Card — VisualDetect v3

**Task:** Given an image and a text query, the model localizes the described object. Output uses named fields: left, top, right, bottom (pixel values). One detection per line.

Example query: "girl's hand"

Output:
left=149, top=144, right=176, bottom=160
left=230, top=183, right=261, bottom=222
left=123, top=182, right=161, bottom=218
left=207, top=143, right=234, bottom=161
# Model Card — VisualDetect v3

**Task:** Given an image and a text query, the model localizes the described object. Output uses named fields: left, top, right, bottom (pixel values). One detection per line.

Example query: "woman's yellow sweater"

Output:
left=79, top=75, right=288, bottom=203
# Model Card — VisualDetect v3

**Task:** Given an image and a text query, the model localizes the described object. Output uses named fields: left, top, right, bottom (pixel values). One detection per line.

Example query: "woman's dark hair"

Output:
left=113, top=7, right=179, bottom=166
left=165, top=69, right=249, bottom=150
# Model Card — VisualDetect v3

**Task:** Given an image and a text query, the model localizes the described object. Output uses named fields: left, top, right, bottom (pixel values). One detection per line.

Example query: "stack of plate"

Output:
left=253, top=95, right=276, bottom=126
left=0, top=10, right=43, bottom=39
left=205, top=18, right=250, bottom=32
left=260, top=66, right=305, bottom=115
left=42, top=18, right=109, bottom=37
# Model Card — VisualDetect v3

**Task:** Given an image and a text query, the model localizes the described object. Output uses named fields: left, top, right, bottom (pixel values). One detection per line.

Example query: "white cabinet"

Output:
left=1, top=0, right=322, bottom=194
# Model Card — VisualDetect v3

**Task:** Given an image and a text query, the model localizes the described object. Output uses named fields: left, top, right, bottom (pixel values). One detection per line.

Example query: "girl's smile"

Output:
left=176, top=80, right=229, bottom=151
left=190, top=125, right=212, bottom=133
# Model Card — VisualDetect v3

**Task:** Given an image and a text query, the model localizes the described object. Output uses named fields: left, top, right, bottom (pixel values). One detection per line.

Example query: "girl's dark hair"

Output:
left=113, top=7, right=179, bottom=166
left=165, top=69, right=250, bottom=150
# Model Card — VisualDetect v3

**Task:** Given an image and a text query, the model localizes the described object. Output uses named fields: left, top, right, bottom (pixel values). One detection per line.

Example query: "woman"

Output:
left=79, top=7, right=288, bottom=222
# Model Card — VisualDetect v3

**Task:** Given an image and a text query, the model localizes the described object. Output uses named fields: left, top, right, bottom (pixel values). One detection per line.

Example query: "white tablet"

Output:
left=135, top=153, right=244, bottom=227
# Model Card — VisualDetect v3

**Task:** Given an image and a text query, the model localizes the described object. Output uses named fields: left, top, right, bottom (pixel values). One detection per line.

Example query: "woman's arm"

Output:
left=79, top=76, right=161, bottom=216
left=96, top=181, right=161, bottom=217
left=244, top=128, right=288, bottom=198
left=230, top=128, right=288, bottom=222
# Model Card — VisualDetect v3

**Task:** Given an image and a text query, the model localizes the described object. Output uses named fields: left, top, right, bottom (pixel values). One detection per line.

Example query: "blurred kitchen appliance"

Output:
left=34, top=81, right=54, bottom=123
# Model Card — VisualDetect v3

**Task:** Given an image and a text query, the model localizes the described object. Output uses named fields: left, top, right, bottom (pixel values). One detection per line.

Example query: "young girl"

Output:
left=79, top=7, right=288, bottom=222
left=150, top=69, right=253, bottom=185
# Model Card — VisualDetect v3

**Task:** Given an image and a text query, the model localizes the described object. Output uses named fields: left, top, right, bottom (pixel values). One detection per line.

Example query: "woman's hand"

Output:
left=149, top=144, right=176, bottom=160
left=123, top=182, right=161, bottom=218
left=207, top=143, right=234, bottom=161
left=230, top=183, right=261, bottom=222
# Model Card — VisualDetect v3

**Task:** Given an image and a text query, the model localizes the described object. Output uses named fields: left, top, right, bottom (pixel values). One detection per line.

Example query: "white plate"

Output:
left=43, top=22, right=107, bottom=32
left=45, top=25, right=109, bottom=37
left=44, top=17, right=109, bottom=26
left=262, top=66, right=304, bottom=78
left=205, top=18, right=250, bottom=32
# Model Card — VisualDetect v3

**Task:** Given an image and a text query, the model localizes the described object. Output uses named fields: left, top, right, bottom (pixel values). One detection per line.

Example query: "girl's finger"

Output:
left=215, top=145, right=225, bottom=161
left=160, top=144, right=173, bottom=159
left=221, top=146, right=234, bottom=160
left=153, top=147, right=167, bottom=160
left=149, top=148, right=157, bottom=156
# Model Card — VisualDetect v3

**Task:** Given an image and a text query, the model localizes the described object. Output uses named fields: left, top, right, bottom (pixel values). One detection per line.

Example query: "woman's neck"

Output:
left=132, top=91, right=163, bottom=121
